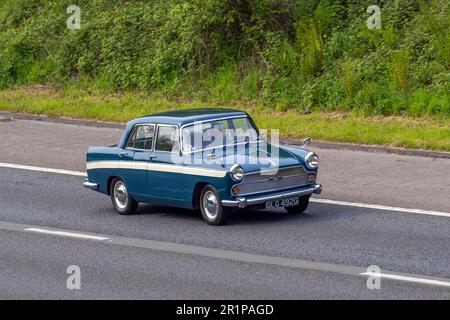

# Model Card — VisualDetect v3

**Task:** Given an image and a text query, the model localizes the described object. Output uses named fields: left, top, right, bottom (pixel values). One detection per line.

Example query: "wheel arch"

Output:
left=107, top=176, right=123, bottom=195
left=192, top=181, right=210, bottom=210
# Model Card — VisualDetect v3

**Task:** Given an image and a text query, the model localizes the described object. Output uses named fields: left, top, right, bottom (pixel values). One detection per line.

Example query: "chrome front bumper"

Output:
left=222, top=184, right=322, bottom=208
left=83, top=180, right=99, bottom=191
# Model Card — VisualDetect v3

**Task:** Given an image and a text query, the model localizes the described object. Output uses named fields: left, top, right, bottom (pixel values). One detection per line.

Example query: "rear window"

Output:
left=126, top=125, right=154, bottom=150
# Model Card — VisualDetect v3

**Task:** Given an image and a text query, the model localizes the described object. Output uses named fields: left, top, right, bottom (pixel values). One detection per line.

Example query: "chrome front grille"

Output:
left=234, top=166, right=310, bottom=196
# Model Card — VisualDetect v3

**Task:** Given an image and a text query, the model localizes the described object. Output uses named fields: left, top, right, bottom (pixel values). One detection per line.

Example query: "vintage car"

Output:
left=84, top=109, right=321, bottom=225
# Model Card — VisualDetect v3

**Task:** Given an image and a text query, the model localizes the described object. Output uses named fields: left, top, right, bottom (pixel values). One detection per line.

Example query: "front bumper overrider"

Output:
left=83, top=179, right=99, bottom=191
left=221, top=184, right=322, bottom=208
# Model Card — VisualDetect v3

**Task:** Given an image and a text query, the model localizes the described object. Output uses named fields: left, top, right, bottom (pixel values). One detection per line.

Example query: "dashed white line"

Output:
left=1, top=161, right=449, bottom=218
left=24, top=228, right=109, bottom=241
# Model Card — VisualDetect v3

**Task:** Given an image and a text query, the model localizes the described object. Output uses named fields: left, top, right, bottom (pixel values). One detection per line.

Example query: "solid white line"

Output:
left=24, top=228, right=109, bottom=241
left=1, top=161, right=449, bottom=218
left=359, top=272, right=450, bottom=288
left=0, top=162, right=86, bottom=177
left=310, top=198, right=450, bottom=218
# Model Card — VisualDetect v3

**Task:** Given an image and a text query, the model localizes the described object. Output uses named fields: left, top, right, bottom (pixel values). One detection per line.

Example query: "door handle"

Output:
left=119, top=151, right=127, bottom=157
left=149, top=155, right=157, bottom=160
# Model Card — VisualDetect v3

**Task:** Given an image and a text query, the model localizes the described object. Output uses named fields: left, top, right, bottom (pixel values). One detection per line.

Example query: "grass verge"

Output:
left=0, top=87, right=449, bottom=151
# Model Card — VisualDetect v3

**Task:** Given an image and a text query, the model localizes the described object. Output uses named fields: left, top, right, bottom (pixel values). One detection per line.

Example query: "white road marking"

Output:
left=24, top=228, right=109, bottom=241
left=1, top=161, right=449, bottom=218
left=310, top=198, right=450, bottom=218
left=0, top=221, right=447, bottom=289
left=359, top=272, right=450, bottom=288
left=0, top=162, right=86, bottom=177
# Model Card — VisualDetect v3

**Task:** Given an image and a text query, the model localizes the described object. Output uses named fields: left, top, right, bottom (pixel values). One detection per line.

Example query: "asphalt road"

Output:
left=0, top=117, right=449, bottom=299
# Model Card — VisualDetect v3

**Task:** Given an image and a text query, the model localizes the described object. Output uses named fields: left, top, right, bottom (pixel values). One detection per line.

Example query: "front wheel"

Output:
left=285, top=195, right=310, bottom=214
left=110, top=178, right=138, bottom=215
left=200, top=185, right=230, bottom=226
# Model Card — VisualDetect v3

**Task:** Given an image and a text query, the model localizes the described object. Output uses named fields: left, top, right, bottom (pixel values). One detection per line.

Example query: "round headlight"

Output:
left=305, top=152, right=319, bottom=169
left=230, top=164, right=244, bottom=182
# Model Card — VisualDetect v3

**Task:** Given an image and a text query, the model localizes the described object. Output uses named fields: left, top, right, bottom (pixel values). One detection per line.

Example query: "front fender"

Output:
left=280, top=145, right=318, bottom=173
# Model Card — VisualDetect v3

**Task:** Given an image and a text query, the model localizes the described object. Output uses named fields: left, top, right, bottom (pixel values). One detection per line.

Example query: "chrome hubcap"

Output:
left=114, top=181, right=128, bottom=209
left=203, top=191, right=219, bottom=220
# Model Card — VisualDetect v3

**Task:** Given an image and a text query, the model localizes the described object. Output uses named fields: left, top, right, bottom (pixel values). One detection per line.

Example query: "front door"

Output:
left=119, top=124, right=155, bottom=199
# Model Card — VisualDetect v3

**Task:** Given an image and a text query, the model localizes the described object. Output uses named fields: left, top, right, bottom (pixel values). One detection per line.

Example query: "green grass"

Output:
left=1, top=86, right=449, bottom=151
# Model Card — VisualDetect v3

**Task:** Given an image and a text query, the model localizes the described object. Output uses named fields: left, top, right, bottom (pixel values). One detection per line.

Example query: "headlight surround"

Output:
left=305, top=152, right=319, bottom=169
left=229, top=164, right=244, bottom=182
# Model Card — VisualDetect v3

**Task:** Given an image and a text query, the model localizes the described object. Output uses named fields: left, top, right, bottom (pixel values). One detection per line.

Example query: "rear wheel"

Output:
left=285, top=195, right=310, bottom=214
left=110, top=178, right=138, bottom=215
left=200, top=185, right=230, bottom=225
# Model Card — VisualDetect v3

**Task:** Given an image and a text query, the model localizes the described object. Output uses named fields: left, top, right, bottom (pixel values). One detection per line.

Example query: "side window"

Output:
left=155, top=126, right=179, bottom=152
left=126, top=128, right=137, bottom=149
left=126, top=125, right=154, bottom=150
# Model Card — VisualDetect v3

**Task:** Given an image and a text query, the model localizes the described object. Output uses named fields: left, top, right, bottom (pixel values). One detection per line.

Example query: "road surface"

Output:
left=0, top=117, right=449, bottom=299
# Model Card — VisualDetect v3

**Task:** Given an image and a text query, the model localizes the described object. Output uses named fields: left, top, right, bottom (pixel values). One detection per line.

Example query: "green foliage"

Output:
left=297, top=22, right=324, bottom=78
left=0, top=0, right=449, bottom=117
left=390, top=48, right=410, bottom=92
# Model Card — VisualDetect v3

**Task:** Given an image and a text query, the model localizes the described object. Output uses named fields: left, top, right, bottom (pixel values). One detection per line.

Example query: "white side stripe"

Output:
left=359, top=272, right=450, bottom=288
left=0, top=162, right=86, bottom=177
left=86, top=161, right=118, bottom=170
left=310, top=198, right=450, bottom=218
left=87, top=160, right=227, bottom=178
left=24, top=228, right=109, bottom=241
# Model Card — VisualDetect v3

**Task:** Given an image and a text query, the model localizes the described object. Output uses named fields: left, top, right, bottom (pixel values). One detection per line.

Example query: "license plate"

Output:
left=265, top=196, right=299, bottom=209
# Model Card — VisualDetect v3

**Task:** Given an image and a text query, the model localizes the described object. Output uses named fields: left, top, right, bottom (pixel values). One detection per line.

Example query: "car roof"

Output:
left=128, top=108, right=249, bottom=127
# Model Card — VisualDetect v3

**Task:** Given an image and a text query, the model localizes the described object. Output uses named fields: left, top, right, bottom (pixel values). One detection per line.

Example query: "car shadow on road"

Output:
left=132, top=203, right=317, bottom=226
left=96, top=198, right=362, bottom=226
left=233, top=210, right=311, bottom=225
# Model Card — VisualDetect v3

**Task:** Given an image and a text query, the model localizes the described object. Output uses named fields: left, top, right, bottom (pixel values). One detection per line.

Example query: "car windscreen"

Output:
left=181, top=117, right=259, bottom=153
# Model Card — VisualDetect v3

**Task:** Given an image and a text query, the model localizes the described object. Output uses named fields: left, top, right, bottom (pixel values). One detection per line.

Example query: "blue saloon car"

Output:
left=84, top=109, right=321, bottom=225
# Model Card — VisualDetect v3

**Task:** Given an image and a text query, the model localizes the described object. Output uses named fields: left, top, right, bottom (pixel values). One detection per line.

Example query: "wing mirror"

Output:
left=302, top=137, right=312, bottom=148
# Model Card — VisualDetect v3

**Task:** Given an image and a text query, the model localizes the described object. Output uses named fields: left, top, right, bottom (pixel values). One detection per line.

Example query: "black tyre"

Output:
left=110, top=178, right=138, bottom=215
left=285, top=195, right=310, bottom=214
left=199, top=185, right=230, bottom=225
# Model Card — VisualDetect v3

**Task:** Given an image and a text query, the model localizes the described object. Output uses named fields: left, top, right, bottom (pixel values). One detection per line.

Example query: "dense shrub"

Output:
left=0, top=0, right=448, bottom=116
